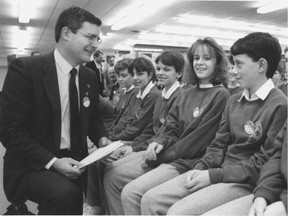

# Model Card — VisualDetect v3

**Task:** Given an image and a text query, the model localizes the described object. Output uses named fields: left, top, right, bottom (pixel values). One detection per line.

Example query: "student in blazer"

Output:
left=0, top=6, right=109, bottom=215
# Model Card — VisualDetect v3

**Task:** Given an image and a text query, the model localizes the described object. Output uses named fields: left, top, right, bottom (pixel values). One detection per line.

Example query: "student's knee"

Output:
left=167, top=202, right=185, bottom=215
left=141, top=190, right=159, bottom=214
left=121, top=183, right=137, bottom=204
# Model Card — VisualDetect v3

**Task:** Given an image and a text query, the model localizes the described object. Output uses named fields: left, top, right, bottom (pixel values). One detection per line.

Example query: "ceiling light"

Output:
left=15, top=27, right=28, bottom=52
left=133, top=48, right=163, bottom=52
left=154, top=25, right=246, bottom=40
left=257, top=0, right=287, bottom=14
left=177, top=15, right=287, bottom=37
left=111, top=0, right=176, bottom=31
left=18, top=0, right=31, bottom=23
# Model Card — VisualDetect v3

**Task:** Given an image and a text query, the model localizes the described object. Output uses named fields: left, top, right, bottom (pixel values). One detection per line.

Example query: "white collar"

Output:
left=122, top=85, right=134, bottom=95
left=162, top=81, right=180, bottom=99
left=54, top=49, right=79, bottom=76
left=238, top=79, right=275, bottom=102
left=199, top=83, right=214, bottom=88
left=136, top=81, right=155, bottom=99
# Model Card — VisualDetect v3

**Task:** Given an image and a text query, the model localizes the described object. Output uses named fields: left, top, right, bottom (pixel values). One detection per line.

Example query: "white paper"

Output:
left=78, top=140, right=123, bottom=168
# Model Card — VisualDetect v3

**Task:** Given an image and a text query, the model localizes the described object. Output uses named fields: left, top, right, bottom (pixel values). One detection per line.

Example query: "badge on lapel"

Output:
left=244, top=121, right=263, bottom=140
left=83, top=96, right=90, bottom=108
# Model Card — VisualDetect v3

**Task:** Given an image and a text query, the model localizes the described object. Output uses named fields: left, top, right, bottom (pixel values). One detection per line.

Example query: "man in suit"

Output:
left=86, top=50, right=106, bottom=97
left=0, top=6, right=110, bottom=215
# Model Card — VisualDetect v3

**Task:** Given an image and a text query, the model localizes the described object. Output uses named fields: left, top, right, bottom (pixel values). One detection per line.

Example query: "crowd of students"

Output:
left=1, top=6, right=287, bottom=216
left=83, top=31, right=288, bottom=216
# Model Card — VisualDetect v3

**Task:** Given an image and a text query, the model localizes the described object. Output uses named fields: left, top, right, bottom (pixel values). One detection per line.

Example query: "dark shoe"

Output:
left=3, top=203, right=34, bottom=215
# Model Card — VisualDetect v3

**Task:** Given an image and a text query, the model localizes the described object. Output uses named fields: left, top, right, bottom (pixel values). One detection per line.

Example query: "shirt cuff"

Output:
left=45, top=157, right=57, bottom=170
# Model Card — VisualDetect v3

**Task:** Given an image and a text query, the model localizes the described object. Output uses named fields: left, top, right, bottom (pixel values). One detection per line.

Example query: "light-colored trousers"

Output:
left=140, top=172, right=254, bottom=215
left=103, top=151, right=151, bottom=215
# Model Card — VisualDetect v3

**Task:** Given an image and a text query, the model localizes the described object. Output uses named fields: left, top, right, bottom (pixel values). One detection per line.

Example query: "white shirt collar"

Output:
left=199, top=83, right=214, bottom=88
left=238, top=79, right=275, bottom=102
left=136, top=81, right=155, bottom=99
left=54, top=49, right=79, bottom=75
left=162, top=81, right=180, bottom=99
left=122, top=85, right=134, bottom=95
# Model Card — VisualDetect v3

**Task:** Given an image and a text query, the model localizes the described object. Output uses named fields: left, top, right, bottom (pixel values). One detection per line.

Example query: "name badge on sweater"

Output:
left=193, top=107, right=200, bottom=118
left=244, top=121, right=263, bottom=140
left=159, top=115, right=165, bottom=125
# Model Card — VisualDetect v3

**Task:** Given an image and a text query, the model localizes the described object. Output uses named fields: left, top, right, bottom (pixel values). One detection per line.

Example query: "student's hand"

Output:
left=145, top=142, right=163, bottom=161
left=248, top=197, right=267, bottom=216
left=264, top=201, right=286, bottom=216
left=52, top=158, right=85, bottom=179
left=99, top=137, right=112, bottom=147
left=112, top=146, right=133, bottom=159
left=185, top=170, right=211, bottom=193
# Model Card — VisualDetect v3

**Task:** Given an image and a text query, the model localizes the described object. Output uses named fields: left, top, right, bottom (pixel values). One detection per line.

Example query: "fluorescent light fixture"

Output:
left=133, top=48, right=163, bottom=52
left=154, top=25, right=246, bottom=40
left=257, top=0, right=287, bottom=14
left=113, top=45, right=132, bottom=51
left=18, top=0, right=31, bottom=23
left=177, top=15, right=287, bottom=37
left=111, top=0, right=176, bottom=31
left=15, top=27, right=28, bottom=52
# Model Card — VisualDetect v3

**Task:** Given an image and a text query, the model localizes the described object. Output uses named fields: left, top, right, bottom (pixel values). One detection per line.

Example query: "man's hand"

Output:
left=52, top=158, right=85, bottom=179
left=99, top=137, right=112, bottom=147
left=145, top=142, right=163, bottom=161
left=185, top=170, right=211, bottom=193
left=112, top=146, right=133, bottom=159
left=248, top=197, right=267, bottom=216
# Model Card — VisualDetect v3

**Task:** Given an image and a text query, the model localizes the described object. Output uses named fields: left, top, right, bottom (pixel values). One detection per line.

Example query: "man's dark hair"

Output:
left=55, top=6, right=102, bottom=42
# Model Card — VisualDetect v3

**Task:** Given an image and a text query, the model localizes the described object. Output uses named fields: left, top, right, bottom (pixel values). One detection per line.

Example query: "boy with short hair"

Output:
left=140, top=32, right=287, bottom=215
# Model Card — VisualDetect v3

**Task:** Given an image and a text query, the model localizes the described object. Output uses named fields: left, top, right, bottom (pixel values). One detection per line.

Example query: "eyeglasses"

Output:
left=77, top=29, right=102, bottom=44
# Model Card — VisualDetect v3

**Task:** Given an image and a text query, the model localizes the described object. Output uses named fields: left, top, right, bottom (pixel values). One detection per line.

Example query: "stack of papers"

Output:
left=78, top=140, right=123, bottom=169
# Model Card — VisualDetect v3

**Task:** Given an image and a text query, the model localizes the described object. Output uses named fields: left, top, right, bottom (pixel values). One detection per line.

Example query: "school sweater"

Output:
left=253, top=122, right=287, bottom=209
left=132, top=84, right=184, bottom=152
left=228, top=86, right=243, bottom=96
left=146, top=85, right=230, bottom=172
left=108, top=88, right=138, bottom=131
left=114, top=86, right=136, bottom=114
left=193, top=88, right=287, bottom=187
left=278, top=82, right=287, bottom=97
left=109, top=83, right=161, bottom=141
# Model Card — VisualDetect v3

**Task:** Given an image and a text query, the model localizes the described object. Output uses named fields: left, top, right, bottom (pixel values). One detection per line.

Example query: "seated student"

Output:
left=108, top=57, right=161, bottom=141
left=272, top=62, right=285, bottom=87
left=111, top=50, right=185, bottom=160
left=200, top=121, right=287, bottom=216
left=139, top=32, right=287, bottom=216
left=227, top=55, right=242, bottom=95
left=113, top=58, right=137, bottom=120
left=278, top=60, right=287, bottom=96
left=104, top=37, right=230, bottom=215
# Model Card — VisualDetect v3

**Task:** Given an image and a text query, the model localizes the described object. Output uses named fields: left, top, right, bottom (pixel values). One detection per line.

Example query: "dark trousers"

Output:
left=24, top=150, right=83, bottom=215
left=25, top=169, right=83, bottom=215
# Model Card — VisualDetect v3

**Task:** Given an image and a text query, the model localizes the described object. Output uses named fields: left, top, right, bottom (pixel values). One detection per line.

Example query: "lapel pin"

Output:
left=83, top=96, right=90, bottom=108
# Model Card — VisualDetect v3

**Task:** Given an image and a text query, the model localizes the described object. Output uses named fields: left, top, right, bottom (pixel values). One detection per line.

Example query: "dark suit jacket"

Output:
left=85, top=60, right=105, bottom=96
left=0, top=51, right=107, bottom=203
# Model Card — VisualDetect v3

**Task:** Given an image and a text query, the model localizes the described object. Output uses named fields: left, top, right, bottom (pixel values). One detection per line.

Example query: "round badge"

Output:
left=159, top=115, right=165, bottom=125
left=244, top=121, right=254, bottom=135
left=193, top=107, right=200, bottom=118
left=83, top=96, right=90, bottom=108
